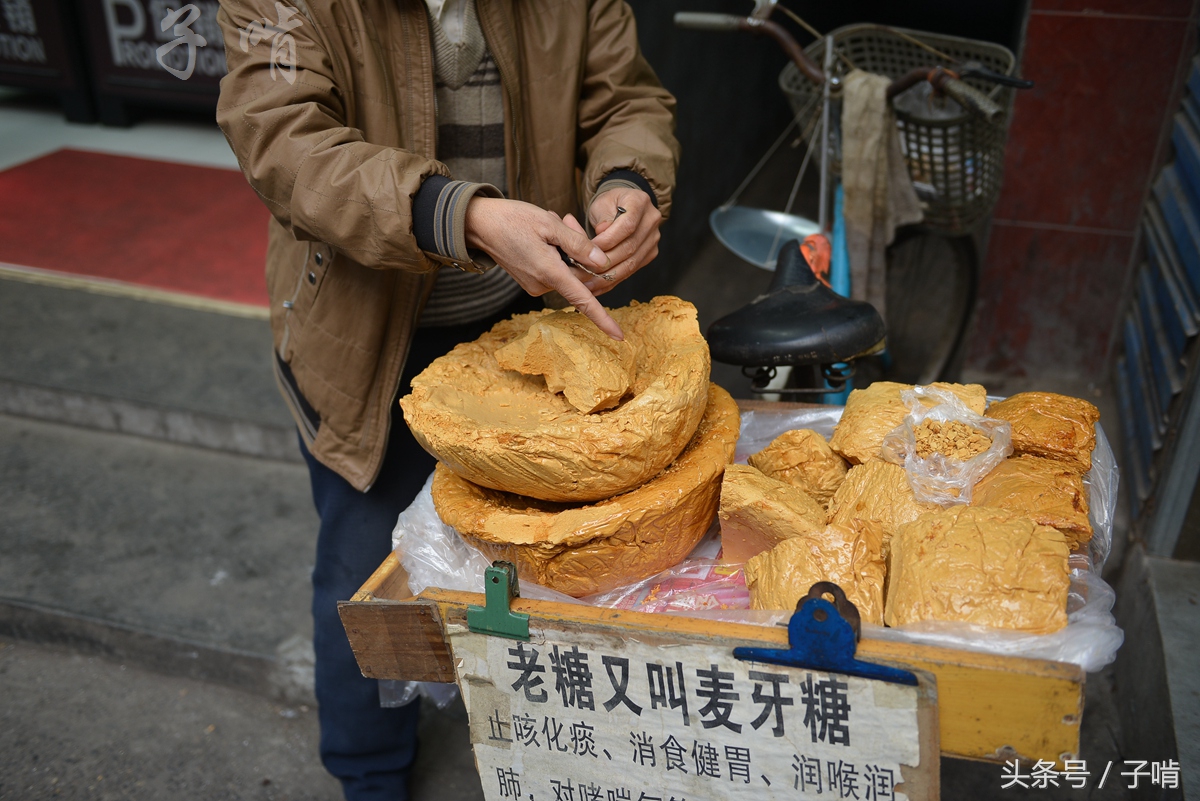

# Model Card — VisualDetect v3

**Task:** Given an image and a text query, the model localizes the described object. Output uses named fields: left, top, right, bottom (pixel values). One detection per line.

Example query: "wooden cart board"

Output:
left=340, top=553, right=1085, bottom=769
left=448, top=568, right=939, bottom=801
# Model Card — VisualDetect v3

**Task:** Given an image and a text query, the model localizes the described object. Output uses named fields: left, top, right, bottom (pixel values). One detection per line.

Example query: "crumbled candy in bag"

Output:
left=880, top=386, right=1012, bottom=506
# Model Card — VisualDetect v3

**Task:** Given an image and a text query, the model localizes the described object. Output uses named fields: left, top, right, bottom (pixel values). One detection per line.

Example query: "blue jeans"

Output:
left=300, top=295, right=538, bottom=800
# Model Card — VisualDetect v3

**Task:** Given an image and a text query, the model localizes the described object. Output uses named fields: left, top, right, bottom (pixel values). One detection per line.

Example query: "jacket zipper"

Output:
left=277, top=243, right=313, bottom=357
left=367, top=0, right=439, bottom=493
left=477, top=5, right=521, bottom=200
left=508, top=76, right=521, bottom=200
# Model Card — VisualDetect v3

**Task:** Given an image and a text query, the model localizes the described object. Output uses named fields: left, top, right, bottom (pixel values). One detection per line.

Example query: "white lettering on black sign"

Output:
left=101, top=0, right=226, bottom=77
left=0, top=0, right=45, bottom=63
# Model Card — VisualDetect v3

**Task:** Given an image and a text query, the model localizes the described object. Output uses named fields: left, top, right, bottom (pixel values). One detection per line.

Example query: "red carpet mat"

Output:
left=0, top=149, right=270, bottom=308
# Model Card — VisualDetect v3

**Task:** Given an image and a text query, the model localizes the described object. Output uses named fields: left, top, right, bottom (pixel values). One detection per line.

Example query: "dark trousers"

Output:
left=299, top=294, right=538, bottom=801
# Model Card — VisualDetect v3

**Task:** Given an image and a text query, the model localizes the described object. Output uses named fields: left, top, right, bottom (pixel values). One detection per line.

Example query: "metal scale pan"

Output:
left=709, top=205, right=821, bottom=271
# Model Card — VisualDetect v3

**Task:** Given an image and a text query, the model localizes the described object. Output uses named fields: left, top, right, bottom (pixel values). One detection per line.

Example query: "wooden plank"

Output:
left=908, top=673, right=941, bottom=799
left=338, top=598, right=457, bottom=683
left=340, top=576, right=1084, bottom=765
left=349, top=550, right=412, bottom=602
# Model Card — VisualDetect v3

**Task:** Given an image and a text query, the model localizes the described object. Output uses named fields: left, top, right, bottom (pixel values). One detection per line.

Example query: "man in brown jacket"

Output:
left=217, top=0, right=678, bottom=797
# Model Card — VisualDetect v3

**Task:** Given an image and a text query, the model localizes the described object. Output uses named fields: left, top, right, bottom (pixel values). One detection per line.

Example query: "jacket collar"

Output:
left=475, top=0, right=530, bottom=203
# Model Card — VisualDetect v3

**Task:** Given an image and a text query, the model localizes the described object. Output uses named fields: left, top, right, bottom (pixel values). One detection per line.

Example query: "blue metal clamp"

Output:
left=733, top=582, right=917, bottom=686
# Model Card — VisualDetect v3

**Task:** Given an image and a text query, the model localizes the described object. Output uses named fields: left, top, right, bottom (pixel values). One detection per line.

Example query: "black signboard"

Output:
left=0, top=0, right=94, bottom=120
left=78, top=0, right=227, bottom=124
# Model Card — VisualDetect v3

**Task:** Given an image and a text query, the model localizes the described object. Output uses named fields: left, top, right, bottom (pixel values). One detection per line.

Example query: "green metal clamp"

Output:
left=466, top=561, right=530, bottom=641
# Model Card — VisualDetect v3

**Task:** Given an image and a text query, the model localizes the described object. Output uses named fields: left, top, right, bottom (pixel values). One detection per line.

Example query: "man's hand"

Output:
left=582, top=186, right=663, bottom=296
left=464, top=197, right=624, bottom=340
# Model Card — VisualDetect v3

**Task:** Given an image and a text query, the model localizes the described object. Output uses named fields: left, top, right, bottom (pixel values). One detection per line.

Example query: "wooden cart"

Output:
left=341, top=556, right=1081, bottom=797
left=339, top=401, right=1087, bottom=800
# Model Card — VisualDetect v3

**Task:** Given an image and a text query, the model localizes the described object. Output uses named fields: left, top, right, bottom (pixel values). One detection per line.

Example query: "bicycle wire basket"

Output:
left=780, top=24, right=1017, bottom=234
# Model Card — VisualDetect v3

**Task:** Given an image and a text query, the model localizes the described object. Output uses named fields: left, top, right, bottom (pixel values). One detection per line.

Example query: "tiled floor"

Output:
left=0, top=87, right=237, bottom=172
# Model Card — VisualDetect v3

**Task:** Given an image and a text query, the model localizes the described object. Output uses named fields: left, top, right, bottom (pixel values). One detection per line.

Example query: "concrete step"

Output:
left=0, top=276, right=297, bottom=462
left=1150, top=557, right=1200, bottom=794
left=0, top=412, right=317, bottom=700
left=1115, top=546, right=1198, bottom=799
left=0, top=635, right=485, bottom=801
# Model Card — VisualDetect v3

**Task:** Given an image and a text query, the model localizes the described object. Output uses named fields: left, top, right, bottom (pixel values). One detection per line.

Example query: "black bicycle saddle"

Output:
left=707, top=238, right=886, bottom=367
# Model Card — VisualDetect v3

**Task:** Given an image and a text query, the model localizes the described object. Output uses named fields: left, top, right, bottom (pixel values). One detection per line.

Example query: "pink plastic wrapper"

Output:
left=581, top=559, right=749, bottom=613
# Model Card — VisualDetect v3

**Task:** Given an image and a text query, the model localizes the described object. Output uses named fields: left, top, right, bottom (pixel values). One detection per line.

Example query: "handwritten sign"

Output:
left=450, top=623, right=932, bottom=801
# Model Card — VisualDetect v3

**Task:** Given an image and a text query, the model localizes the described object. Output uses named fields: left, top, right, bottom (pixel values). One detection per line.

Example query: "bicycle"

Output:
left=674, top=2, right=1031, bottom=397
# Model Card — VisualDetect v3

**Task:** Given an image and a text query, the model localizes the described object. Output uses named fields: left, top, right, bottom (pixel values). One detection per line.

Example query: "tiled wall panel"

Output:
left=967, top=2, right=1197, bottom=379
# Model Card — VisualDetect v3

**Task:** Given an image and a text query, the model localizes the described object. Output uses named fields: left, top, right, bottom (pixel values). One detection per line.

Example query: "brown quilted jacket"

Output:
left=216, top=0, right=679, bottom=490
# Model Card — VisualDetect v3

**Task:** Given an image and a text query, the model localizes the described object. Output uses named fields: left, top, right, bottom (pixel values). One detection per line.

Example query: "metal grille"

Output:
left=779, top=24, right=1016, bottom=233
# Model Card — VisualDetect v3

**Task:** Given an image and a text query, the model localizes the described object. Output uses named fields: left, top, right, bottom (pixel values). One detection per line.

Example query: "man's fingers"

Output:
left=591, top=191, right=658, bottom=248
left=525, top=237, right=623, bottom=338
left=584, top=236, right=659, bottom=296
left=595, top=228, right=643, bottom=273
left=590, top=210, right=639, bottom=252
left=554, top=274, right=624, bottom=340
left=572, top=296, right=625, bottom=340
left=556, top=212, right=609, bottom=281
left=471, top=197, right=626, bottom=311
left=508, top=272, right=551, bottom=297
left=549, top=217, right=607, bottom=271
left=562, top=213, right=587, bottom=236
left=593, top=221, right=660, bottom=282
left=587, top=191, right=622, bottom=234
left=558, top=215, right=602, bottom=280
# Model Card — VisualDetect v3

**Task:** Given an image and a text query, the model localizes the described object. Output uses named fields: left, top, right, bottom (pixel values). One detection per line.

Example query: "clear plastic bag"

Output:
left=735, top=407, right=844, bottom=463
left=391, top=475, right=583, bottom=708
left=394, top=473, right=579, bottom=604
left=879, top=386, right=1012, bottom=505
left=863, top=569, right=1123, bottom=673
left=581, top=558, right=749, bottom=613
left=378, top=678, right=462, bottom=710
left=392, top=403, right=1123, bottom=672
left=1082, top=423, right=1118, bottom=570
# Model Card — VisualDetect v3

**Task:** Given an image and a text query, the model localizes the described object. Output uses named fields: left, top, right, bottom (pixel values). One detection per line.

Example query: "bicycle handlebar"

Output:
left=673, top=12, right=825, bottom=85
left=938, top=75, right=1002, bottom=123
left=887, top=66, right=1002, bottom=122
left=675, top=13, right=1004, bottom=123
left=673, top=12, right=743, bottom=31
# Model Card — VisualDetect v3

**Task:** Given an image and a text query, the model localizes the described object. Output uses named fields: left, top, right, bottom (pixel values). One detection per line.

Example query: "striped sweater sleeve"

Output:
left=412, top=174, right=503, bottom=272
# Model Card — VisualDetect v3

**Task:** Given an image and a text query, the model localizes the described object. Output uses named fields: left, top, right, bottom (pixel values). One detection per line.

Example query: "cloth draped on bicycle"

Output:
left=840, top=69, right=924, bottom=323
